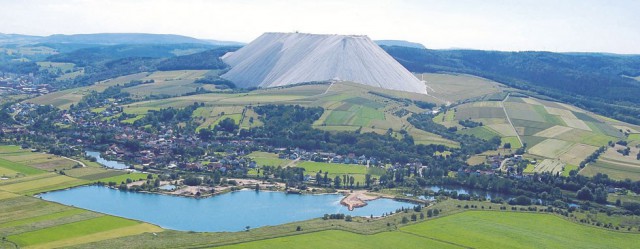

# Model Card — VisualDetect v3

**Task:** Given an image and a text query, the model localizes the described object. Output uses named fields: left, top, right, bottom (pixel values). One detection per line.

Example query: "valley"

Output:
left=1, top=31, right=640, bottom=249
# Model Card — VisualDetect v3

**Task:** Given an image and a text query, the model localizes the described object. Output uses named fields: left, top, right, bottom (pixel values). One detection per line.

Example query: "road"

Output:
left=62, top=156, right=86, bottom=167
left=500, top=93, right=524, bottom=148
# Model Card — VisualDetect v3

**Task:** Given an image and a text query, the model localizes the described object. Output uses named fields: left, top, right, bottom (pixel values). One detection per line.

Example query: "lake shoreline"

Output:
left=39, top=185, right=415, bottom=232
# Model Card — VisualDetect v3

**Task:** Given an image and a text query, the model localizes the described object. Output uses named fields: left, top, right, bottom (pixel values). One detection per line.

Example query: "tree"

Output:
left=316, top=172, right=322, bottom=186
left=154, top=178, right=160, bottom=188
left=198, top=128, right=213, bottom=140
left=334, top=176, right=341, bottom=188
left=183, top=177, right=202, bottom=186
left=510, top=195, right=532, bottom=206
left=349, top=176, right=355, bottom=188
left=504, top=143, right=511, bottom=149
left=577, top=187, right=594, bottom=201
left=594, top=187, right=608, bottom=204
left=365, top=174, right=372, bottom=188
left=345, top=215, right=353, bottom=222
left=213, top=171, right=221, bottom=184
left=215, top=118, right=238, bottom=133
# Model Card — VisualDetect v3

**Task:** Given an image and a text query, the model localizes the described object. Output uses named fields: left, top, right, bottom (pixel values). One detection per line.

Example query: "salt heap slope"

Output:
left=221, top=32, right=427, bottom=94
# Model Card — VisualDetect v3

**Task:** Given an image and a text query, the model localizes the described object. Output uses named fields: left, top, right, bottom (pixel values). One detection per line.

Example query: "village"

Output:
left=0, top=72, right=54, bottom=95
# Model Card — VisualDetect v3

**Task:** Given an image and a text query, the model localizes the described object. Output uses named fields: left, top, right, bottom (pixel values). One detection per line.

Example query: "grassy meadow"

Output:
left=117, top=79, right=458, bottom=147
left=0, top=146, right=164, bottom=248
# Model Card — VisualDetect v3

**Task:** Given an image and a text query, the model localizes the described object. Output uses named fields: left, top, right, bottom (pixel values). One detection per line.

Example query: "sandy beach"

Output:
left=340, top=190, right=380, bottom=211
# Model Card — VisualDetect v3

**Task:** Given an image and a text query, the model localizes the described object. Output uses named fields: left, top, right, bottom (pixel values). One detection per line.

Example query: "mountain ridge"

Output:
left=0, top=32, right=241, bottom=46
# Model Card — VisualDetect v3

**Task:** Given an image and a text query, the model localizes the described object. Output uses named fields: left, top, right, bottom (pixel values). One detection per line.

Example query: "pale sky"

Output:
left=2, top=0, right=639, bottom=54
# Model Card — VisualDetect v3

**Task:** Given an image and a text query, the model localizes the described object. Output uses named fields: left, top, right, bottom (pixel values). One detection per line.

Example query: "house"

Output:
left=358, top=155, right=367, bottom=164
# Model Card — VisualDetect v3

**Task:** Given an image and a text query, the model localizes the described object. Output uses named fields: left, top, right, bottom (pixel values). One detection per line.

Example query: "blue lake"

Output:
left=40, top=186, right=413, bottom=232
left=85, top=150, right=129, bottom=169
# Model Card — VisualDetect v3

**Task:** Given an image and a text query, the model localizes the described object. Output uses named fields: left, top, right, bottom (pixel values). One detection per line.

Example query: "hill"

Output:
left=155, top=47, right=240, bottom=71
left=221, top=32, right=427, bottom=94
left=0, top=33, right=42, bottom=44
left=41, top=33, right=210, bottom=45
left=0, top=32, right=245, bottom=47
left=383, top=46, right=640, bottom=124
left=375, top=40, right=425, bottom=49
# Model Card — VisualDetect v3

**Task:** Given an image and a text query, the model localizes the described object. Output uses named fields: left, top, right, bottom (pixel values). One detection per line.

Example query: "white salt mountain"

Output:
left=221, top=32, right=427, bottom=94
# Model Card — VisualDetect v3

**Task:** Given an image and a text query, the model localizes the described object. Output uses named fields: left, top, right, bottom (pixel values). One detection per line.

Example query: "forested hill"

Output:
left=383, top=46, right=640, bottom=124
left=42, top=44, right=239, bottom=89
left=46, top=44, right=216, bottom=66
left=156, top=46, right=240, bottom=70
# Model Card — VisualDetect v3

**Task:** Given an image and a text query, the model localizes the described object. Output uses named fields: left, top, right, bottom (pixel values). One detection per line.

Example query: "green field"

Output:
left=64, top=166, right=127, bottom=180
left=26, top=72, right=150, bottom=109
left=455, top=106, right=505, bottom=120
left=581, top=160, right=640, bottom=181
left=457, top=126, right=500, bottom=140
left=432, top=109, right=455, bottom=125
left=121, top=115, right=145, bottom=124
left=119, top=81, right=456, bottom=147
left=400, top=211, right=639, bottom=249
left=528, top=139, right=574, bottom=158
left=557, top=129, right=617, bottom=147
left=294, top=161, right=373, bottom=184
left=501, top=136, right=522, bottom=148
left=95, top=172, right=151, bottom=184
left=419, top=73, right=504, bottom=102
left=0, top=195, right=162, bottom=248
left=324, top=105, right=385, bottom=127
left=248, top=152, right=290, bottom=167
left=296, top=161, right=367, bottom=175
left=219, top=211, right=639, bottom=249
left=562, top=164, right=578, bottom=176
left=0, top=173, right=88, bottom=195
left=0, top=145, right=24, bottom=153
left=124, top=70, right=212, bottom=97
left=629, top=133, right=640, bottom=144
left=219, top=229, right=457, bottom=249
left=8, top=216, right=140, bottom=246
left=439, top=94, right=634, bottom=177
left=0, top=157, right=45, bottom=176
left=0, top=152, right=164, bottom=248
left=1, top=153, right=77, bottom=172
left=34, top=74, right=456, bottom=147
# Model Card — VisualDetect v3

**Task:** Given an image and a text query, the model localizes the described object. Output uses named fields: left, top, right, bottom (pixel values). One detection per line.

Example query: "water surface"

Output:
left=85, top=150, right=129, bottom=169
left=41, top=186, right=412, bottom=232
